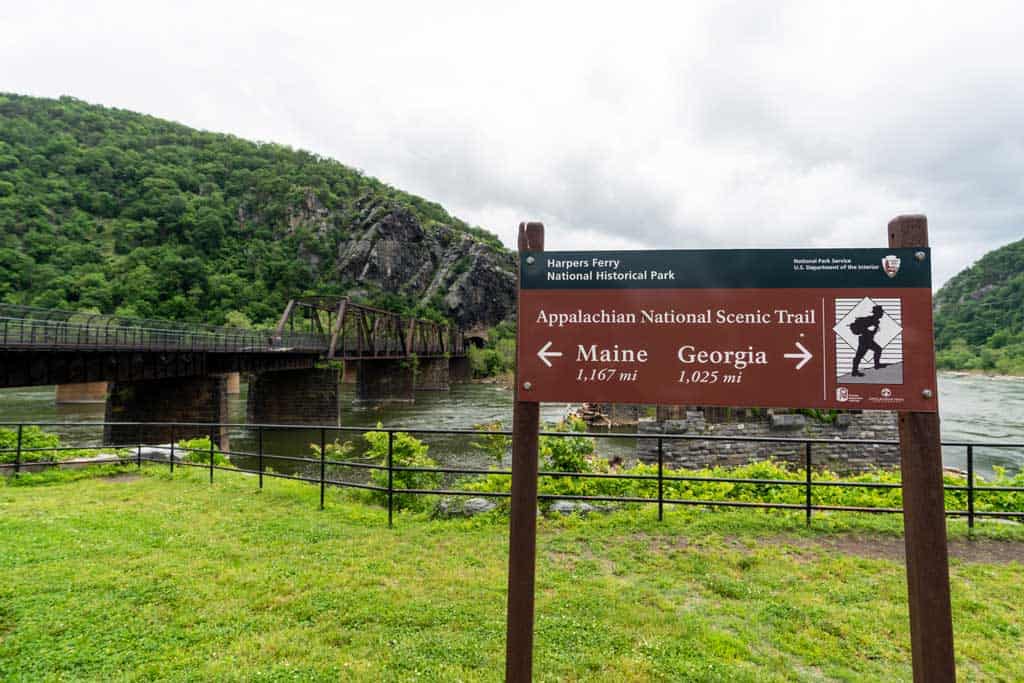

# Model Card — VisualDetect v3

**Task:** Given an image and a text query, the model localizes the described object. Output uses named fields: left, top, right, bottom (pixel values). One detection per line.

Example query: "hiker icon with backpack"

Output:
left=849, top=304, right=888, bottom=377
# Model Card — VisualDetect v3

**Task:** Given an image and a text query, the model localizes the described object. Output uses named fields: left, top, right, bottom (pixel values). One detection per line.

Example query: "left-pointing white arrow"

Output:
left=783, top=341, right=813, bottom=370
left=537, top=341, right=563, bottom=367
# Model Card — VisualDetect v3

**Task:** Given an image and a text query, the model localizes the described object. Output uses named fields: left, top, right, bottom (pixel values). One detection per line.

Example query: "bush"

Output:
left=0, top=426, right=60, bottom=463
left=175, top=436, right=231, bottom=467
left=457, top=456, right=1024, bottom=518
left=0, top=427, right=134, bottom=464
left=364, top=429, right=441, bottom=510
left=468, top=346, right=507, bottom=377
left=311, top=438, right=355, bottom=461
left=467, top=321, right=518, bottom=378
left=471, top=421, right=511, bottom=464
left=540, top=416, right=595, bottom=473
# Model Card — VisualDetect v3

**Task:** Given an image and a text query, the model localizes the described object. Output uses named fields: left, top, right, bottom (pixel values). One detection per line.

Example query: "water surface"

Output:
left=1, top=374, right=1021, bottom=478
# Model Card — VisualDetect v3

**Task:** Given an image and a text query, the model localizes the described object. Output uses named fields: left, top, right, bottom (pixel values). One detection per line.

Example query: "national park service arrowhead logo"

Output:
left=882, top=254, right=901, bottom=278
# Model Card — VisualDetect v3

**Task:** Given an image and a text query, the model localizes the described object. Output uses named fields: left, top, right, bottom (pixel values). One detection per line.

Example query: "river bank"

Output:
left=1, top=372, right=1021, bottom=477
left=940, top=370, right=1024, bottom=381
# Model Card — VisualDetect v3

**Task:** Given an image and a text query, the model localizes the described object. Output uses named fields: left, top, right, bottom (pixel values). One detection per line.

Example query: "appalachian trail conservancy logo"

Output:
left=833, top=297, right=904, bottom=385
left=882, top=254, right=901, bottom=278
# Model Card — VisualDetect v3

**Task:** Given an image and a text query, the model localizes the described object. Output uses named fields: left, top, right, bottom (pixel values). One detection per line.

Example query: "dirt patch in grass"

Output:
left=100, top=473, right=143, bottom=483
left=763, top=534, right=1024, bottom=565
left=640, top=532, right=1024, bottom=564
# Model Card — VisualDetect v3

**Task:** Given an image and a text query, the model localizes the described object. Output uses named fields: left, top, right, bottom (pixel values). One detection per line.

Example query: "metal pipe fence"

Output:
left=2, top=420, right=1022, bottom=528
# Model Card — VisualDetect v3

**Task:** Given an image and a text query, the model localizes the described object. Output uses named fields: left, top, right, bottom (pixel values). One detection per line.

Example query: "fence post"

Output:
left=967, top=445, right=974, bottom=530
left=14, top=424, right=22, bottom=477
left=805, top=442, right=812, bottom=526
left=137, top=424, right=142, bottom=468
left=257, top=426, right=264, bottom=490
left=657, top=437, right=664, bottom=522
left=209, top=425, right=215, bottom=484
left=320, top=428, right=326, bottom=510
left=387, top=430, right=394, bottom=528
left=169, top=425, right=175, bottom=474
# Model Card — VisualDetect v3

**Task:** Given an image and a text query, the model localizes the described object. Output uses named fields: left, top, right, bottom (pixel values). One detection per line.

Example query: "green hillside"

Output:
left=934, top=236, right=1024, bottom=374
left=0, top=93, right=505, bottom=327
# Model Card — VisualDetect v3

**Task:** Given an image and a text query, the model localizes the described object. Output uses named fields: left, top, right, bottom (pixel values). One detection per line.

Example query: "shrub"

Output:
left=364, top=429, right=441, bottom=510
left=0, top=427, right=61, bottom=463
left=175, top=436, right=231, bottom=467
left=539, top=416, right=595, bottom=473
left=457, top=455, right=1024, bottom=519
left=468, top=346, right=506, bottom=377
left=471, top=421, right=510, bottom=464
left=0, top=427, right=134, bottom=464
left=311, top=438, right=355, bottom=461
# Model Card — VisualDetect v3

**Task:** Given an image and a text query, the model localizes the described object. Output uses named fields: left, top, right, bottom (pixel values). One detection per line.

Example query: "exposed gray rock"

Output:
left=637, top=410, right=900, bottom=473
left=770, top=413, right=806, bottom=430
left=332, top=197, right=515, bottom=328
left=662, top=420, right=690, bottom=434
left=287, top=190, right=334, bottom=237
left=247, top=190, right=515, bottom=329
left=546, top=500, right=615, bottom=516
left=434, top=496, right=498, bottom=518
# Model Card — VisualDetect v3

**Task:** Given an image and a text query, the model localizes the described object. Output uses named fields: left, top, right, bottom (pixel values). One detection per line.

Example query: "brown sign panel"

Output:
left=516, top=249, right=937, bottom=411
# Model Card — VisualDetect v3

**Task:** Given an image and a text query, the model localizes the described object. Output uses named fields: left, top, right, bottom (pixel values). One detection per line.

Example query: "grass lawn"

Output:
left=1, top=466, right=1022, bottom=682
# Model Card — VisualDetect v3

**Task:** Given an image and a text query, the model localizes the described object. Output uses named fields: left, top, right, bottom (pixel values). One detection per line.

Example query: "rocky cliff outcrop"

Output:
left=290, top=194, right=516, bottom=328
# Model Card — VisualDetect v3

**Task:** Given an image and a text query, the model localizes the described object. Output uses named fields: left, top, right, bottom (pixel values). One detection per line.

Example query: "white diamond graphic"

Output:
left=833, top=297, right=902, bottom=352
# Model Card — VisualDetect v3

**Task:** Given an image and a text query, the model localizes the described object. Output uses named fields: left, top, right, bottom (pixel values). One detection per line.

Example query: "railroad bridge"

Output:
left=0, top=299, right=471, bottom=445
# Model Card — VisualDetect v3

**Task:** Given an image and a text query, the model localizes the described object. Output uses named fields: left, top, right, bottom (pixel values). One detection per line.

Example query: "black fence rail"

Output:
left=0, top=304, right=327, bottom=354
left=2, top=421, right=1022, bottom=529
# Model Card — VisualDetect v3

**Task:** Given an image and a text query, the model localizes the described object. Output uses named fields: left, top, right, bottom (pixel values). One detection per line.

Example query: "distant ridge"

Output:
left=934, top=236, right=1024, bottom=374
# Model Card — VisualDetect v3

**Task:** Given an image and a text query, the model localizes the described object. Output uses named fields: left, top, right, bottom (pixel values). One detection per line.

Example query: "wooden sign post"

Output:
left=506, top=222, right=543, bottom=683
left=889, top=215, right=955, bottom=682
left=504, top=216, right=955, bottom=681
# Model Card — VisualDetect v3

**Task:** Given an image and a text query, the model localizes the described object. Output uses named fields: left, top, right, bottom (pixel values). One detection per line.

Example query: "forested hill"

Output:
left=934, top=236, right=1024, bottom=374
left=0, top=93, right=515, bottom=328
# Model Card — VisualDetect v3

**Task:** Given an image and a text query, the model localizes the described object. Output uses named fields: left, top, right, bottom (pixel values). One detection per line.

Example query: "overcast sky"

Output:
left=3, top=1, right=1022, bottom=287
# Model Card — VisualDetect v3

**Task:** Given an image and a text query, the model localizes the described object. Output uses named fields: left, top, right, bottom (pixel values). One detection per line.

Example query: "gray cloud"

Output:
left=1, top=1, right=1022, bottom=286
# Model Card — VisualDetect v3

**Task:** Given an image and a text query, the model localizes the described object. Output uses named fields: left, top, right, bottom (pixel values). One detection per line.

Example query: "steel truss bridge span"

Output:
left=0, top=299, right=466, bottom=388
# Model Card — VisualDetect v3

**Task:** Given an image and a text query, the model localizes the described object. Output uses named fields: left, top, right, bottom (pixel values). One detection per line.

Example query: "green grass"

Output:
left=1, top=467, right=1022, bottom=682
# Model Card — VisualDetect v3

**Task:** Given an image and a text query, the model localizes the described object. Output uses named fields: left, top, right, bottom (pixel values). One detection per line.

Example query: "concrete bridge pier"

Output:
left=449, top=356, right=472, bottom=383
left=341, top=362, right=357, bottom=384
left=354, top=359, right=416, bottom=403
left=416, top=357, right=451, bottom=391
left=247, top=367, right=340, bottom=424
left=56, top=381, right=108, bottom=404
left=103, top=376, right=229, bottom=448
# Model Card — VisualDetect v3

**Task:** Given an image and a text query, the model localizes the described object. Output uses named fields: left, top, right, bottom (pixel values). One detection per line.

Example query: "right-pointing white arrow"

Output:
left=784, top=341, right=813, bottom=370
left=537, top=341, right=563, bottom=368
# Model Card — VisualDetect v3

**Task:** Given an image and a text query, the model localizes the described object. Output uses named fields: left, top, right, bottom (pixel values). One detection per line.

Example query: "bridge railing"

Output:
left=0, top=305, right=327, bottom=354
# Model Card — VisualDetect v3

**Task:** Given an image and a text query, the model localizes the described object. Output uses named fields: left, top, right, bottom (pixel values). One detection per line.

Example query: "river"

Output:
left=1, top=373, right=1021, bottom=479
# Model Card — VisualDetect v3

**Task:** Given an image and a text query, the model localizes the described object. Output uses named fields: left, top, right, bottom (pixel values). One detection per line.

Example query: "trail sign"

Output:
left=516, top=248, right=937, bottom=411
left=506, top=219, right=953, bottom=683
